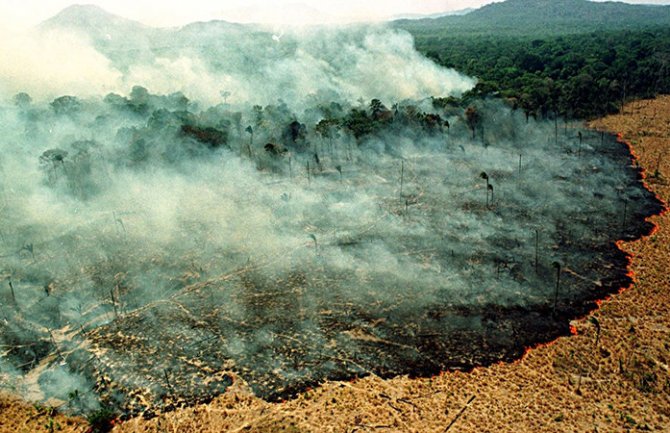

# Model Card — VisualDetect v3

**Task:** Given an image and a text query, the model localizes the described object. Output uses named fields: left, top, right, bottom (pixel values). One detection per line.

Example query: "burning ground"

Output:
left=0, top=8, right=664, bottom=419
left=0, top=91, right=661, bottom=416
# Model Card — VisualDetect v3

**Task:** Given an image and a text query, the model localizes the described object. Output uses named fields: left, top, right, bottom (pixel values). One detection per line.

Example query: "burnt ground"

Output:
left=0, top=129, right=662, bottom=417
left=44, top=132, right=661, bottom=417
left=2, top=99, right=670, bottom=433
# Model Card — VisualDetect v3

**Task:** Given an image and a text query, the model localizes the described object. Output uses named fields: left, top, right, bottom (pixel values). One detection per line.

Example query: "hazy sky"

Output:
left=2, top=0, right=670, bottom=28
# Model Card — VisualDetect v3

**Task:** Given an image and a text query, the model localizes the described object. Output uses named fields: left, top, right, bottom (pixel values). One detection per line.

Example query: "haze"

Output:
left=0, top=0, right=664, bottom=414
left=2, top=0, right=670, bottom=29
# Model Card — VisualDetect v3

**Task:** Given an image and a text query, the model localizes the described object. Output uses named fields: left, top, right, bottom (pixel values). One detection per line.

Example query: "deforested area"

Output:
left=0, top=0, right=666, bottom=425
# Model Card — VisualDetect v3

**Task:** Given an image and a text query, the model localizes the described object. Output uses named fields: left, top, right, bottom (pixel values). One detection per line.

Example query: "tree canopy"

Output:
left=406, top=28, right=670, bottom=120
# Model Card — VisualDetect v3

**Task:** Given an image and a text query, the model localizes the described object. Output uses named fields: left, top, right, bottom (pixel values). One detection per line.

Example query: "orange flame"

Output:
left=362, top=127, right=667, bottom=388
left=615, top=131, right=668, bottom=214
left=503, top=129, right=666, bottom=365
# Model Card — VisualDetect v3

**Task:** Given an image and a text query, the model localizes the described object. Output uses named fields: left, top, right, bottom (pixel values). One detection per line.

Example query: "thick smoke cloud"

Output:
left=0, top=8, right=661, bottom=417
left=1, top=8, right=475, bottom=109
left=120, top=26, right=475, bottom=109
left=0, top=26, right=120, bottom=99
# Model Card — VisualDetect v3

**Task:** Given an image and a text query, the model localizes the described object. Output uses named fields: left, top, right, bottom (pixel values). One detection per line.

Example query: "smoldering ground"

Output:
left=0, top=9, right=663, bottom=417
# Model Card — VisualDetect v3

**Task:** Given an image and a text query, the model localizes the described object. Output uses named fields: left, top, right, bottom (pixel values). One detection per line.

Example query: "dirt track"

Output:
left=2, top=96, right=669, bottom=433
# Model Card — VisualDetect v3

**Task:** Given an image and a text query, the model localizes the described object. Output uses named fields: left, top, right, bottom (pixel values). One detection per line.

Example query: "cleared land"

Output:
left=1, top=96, right=669, bottom=433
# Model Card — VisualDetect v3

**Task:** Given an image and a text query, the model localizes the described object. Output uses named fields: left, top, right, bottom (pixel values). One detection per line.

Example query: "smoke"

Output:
left=0, top=12, right=475, bottom=109
left=0, top=26, right=120, bottom=100
left=0, top=12, right=661, bottom=417
left=117, top=26, right=470, bottom=108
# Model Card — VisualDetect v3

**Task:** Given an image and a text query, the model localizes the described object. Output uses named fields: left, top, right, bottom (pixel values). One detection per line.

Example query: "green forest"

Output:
left=397, top=0, right=670, bottom=120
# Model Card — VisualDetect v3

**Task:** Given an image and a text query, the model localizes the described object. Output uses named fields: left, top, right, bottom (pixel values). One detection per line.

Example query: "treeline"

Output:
left=412, top=28, right=670, bottom=119
left=12, top=88, right=466, bottom=182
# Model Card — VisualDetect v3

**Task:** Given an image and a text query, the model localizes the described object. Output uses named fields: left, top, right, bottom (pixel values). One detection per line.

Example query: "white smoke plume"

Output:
left=0, top=5, right=661, bottom=417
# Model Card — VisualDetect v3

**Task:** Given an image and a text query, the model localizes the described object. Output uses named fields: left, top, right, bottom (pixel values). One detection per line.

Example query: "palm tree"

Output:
left=39, top=149, right=69, bottom=185
left=465, top=106, right=480, bottom=140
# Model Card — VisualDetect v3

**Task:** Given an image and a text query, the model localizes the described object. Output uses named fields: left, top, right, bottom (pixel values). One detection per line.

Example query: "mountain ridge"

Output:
left=38, top=3, right=155, bottom=44
left=39, top=1, right=670, bottom=46
left=395, top=0, right=670, bottom=37
left=40, top=4, right=148, bottom=31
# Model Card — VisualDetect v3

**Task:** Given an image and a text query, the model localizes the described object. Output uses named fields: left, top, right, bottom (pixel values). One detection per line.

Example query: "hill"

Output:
left=38, top=4, right=250, bottom=70
left=39, top=4, right=151, bottom=41
left=395, top=0, right=670, bottom=120
left=396, top=0, right=670, bottom=37
left=34, top=2, right=670, bottom=120
left=389, top=8, right=475, bottom=21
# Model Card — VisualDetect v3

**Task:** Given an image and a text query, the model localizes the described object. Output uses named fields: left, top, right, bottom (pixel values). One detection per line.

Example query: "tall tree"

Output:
left=465, top=106, right=481, bottom=140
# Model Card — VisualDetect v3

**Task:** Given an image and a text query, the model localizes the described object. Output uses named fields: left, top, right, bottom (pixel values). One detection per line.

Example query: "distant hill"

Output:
left=389, top=8, right=475, bottom=21
left=39, top=4, right=152, bottom=41
left=396, top=0, right=670, bottom=37
left=38, top=4, right=251, bottom=68
left=41, top=1, right=670, bottom=42
left=30, top=2, right=670, bottom=120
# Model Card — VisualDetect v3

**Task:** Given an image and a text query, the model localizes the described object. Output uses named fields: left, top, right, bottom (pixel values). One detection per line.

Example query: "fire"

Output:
left=514, top=327, right=576, bottom=363
left=508, top=128, right=666, bottom=366
left=610, top=132, right=668, bottom=294
left=616, top=131, right=668, bottom=213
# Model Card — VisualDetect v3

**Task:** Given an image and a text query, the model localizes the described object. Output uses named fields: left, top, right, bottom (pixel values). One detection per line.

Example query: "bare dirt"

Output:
left=2, top=96, right=669, bottom=433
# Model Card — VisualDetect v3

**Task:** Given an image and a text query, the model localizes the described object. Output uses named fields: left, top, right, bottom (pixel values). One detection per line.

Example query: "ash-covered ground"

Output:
left=0, top=97, right=660, bottom=415
left=0, top=11, right=663, bottom=417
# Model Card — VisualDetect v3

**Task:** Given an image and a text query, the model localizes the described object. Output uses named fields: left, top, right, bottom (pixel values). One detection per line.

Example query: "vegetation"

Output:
left=397, top=0, right=670, bottom=38
left=86, top=408, right=118, bottom=433
left=410, top=29, right=670, bottom=120
left=398, top=0, right=670, bottom=120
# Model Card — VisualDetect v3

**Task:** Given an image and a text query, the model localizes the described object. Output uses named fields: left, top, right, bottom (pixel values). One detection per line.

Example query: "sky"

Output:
left=2, top=0, right=670, bottom=29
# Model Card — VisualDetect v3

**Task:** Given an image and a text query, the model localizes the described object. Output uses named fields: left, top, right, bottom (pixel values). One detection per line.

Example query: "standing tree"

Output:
left=129, top=86, right=150, bottom=113
left=245, top=125, right=254, bottom=157
left=534, top=229, right=540, bottom=273
left=480, top=172, right=490, bottom=207
left=400, top=160, right=405, bottom=198
left=50, top=96, right=82, bottom=116
left=465, top=106, right=480, bottom=140
left=343, top=108, right=375, bottom=139
left=13, top=92, right=32, bottom=109
left=578, top=131, right=583, bottom=156
left=8, top=279, right=16, bottom=306
left=369, top=98, right=386, bottom=118
left=39, top=149, right=69, bottom=185
left=284, top=120, right=307, bottom=150
left=552, top=261, right=562, bottom=312
left=315, top=118, right=340, bottom=156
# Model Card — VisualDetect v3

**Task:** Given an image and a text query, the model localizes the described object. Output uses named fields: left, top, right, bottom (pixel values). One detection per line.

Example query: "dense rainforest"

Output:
left=397, top=0, right=670, bottom=120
